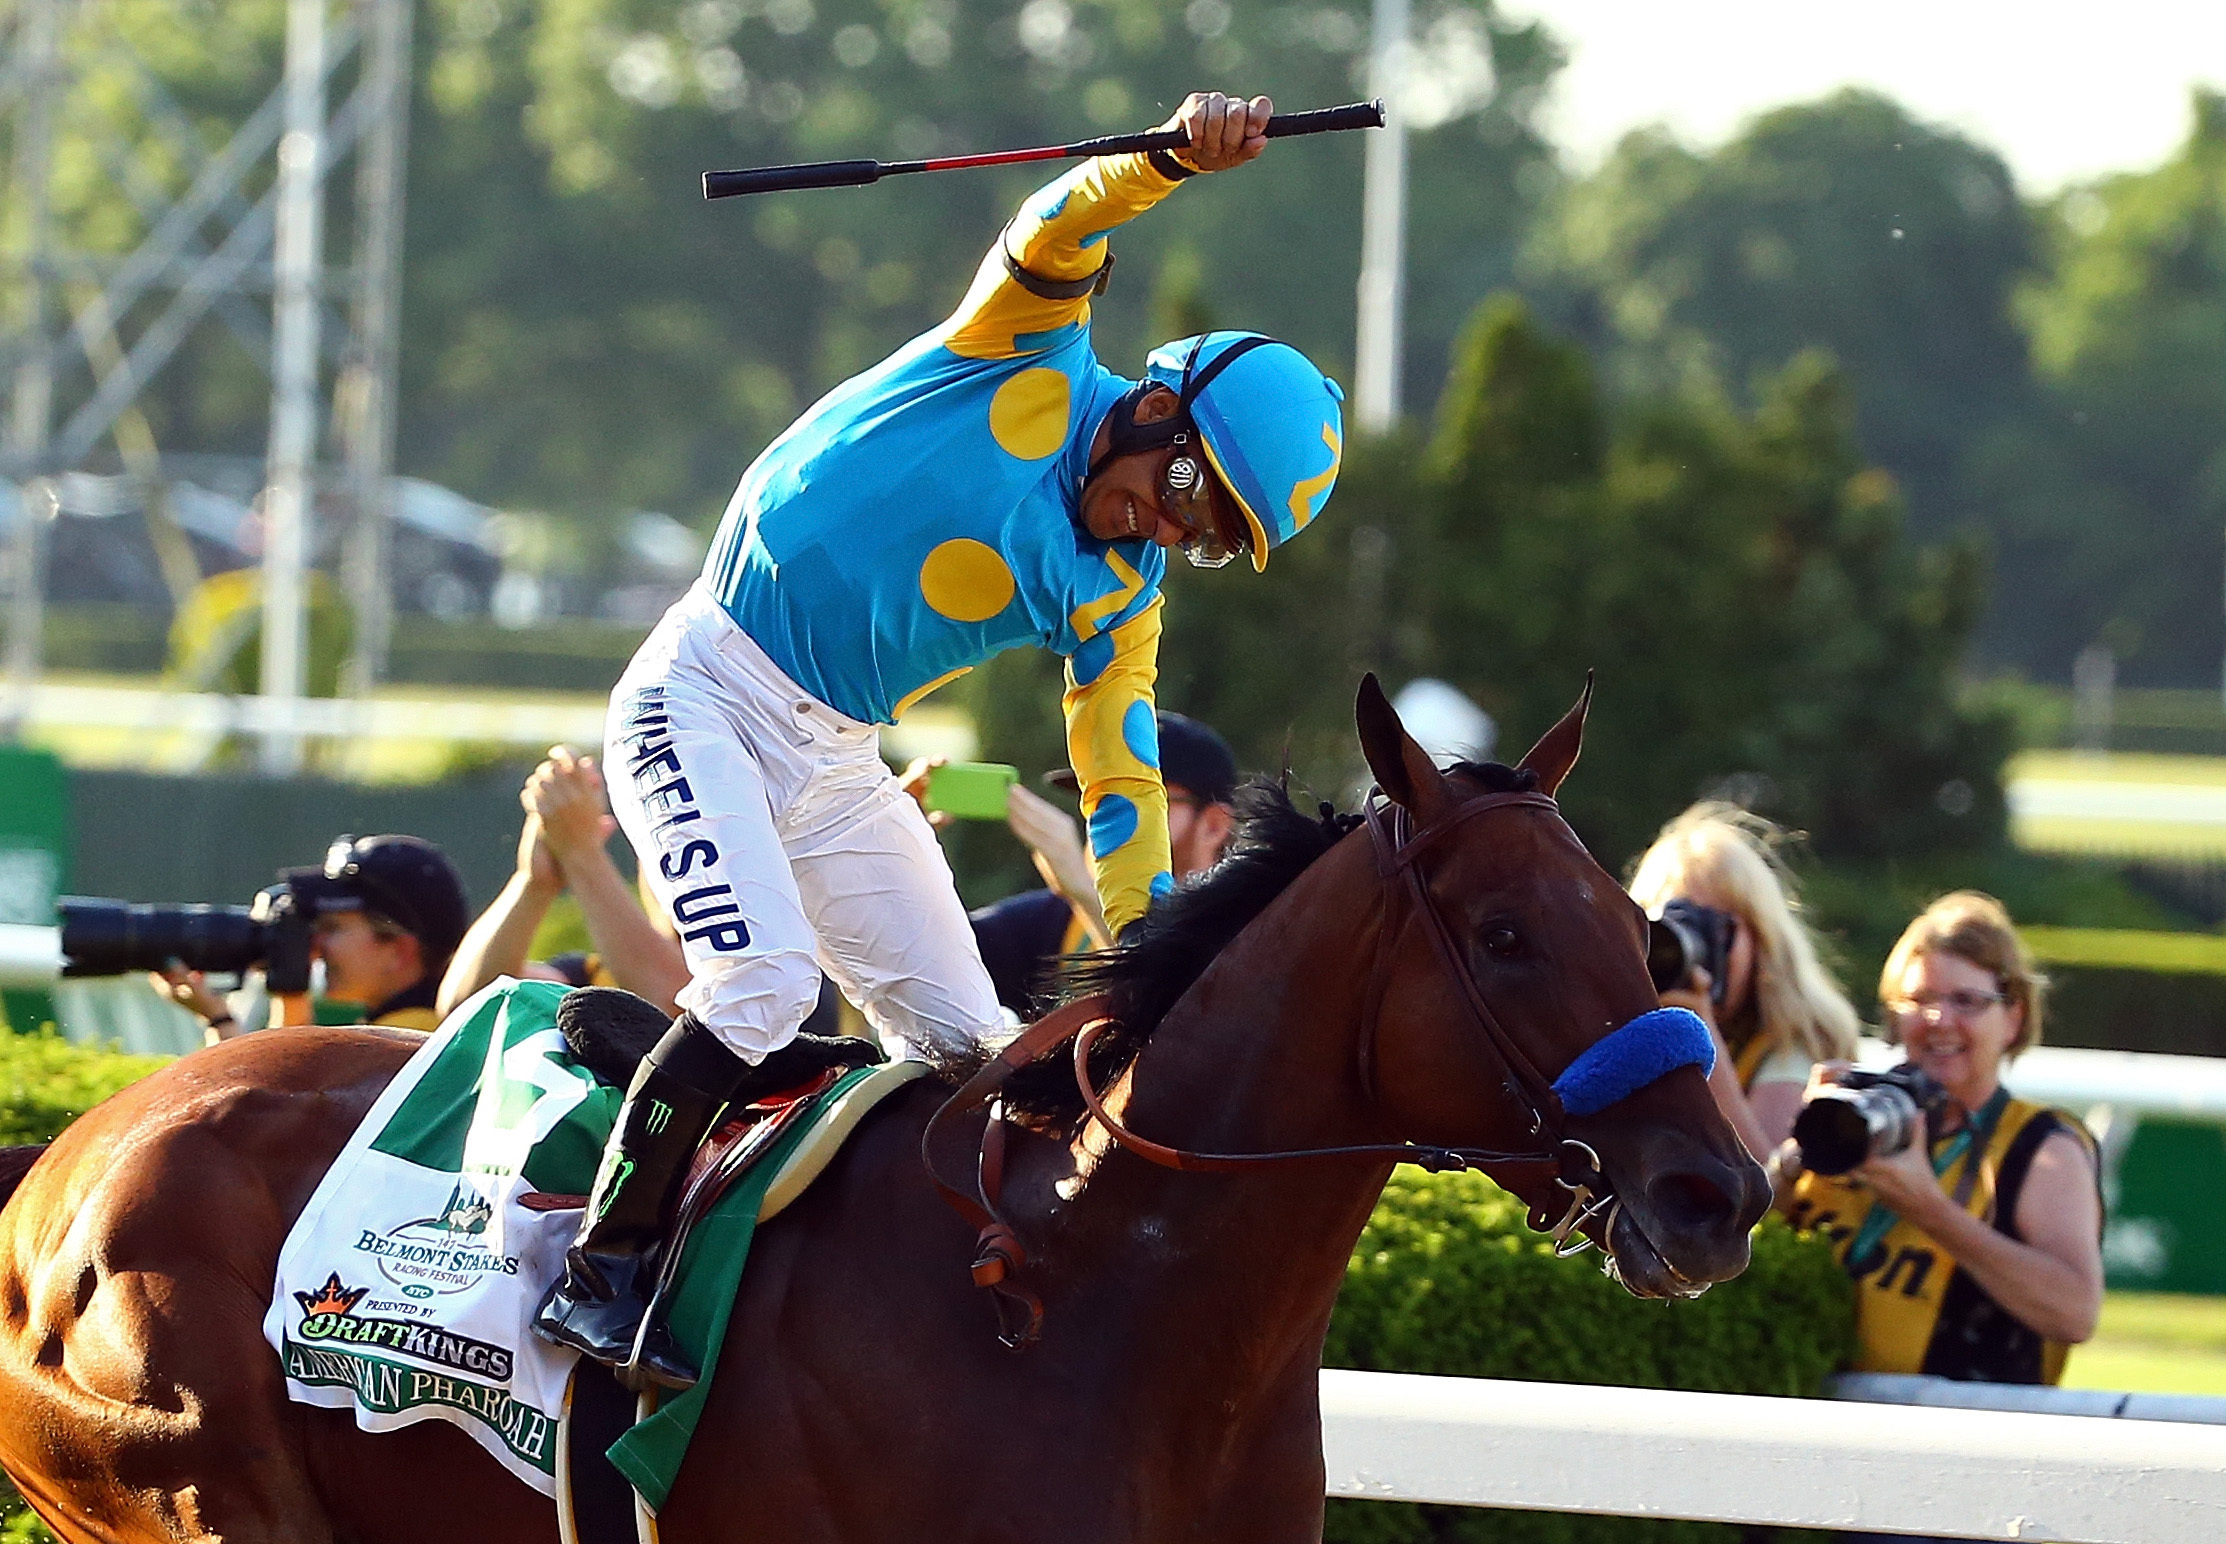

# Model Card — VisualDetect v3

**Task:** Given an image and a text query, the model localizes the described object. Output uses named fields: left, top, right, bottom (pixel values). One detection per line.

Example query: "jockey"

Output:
left=536, top=91, right=1346, bottom=1389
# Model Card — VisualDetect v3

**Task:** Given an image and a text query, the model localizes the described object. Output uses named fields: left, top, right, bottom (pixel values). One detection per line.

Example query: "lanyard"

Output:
left=1844, top=1086, right=2010, bottom=1276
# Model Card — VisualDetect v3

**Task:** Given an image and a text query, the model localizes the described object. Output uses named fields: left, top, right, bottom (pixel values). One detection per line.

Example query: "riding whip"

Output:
left=702, top=99, right=1385, bottom=200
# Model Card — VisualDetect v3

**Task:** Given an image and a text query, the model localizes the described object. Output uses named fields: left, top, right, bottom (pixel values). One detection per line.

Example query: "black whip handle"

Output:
left=702, top=158, right=881, bottom=201
left=703, top=100, right=1384, bottom=200
left=1064, top=99, right=1386, bottom=159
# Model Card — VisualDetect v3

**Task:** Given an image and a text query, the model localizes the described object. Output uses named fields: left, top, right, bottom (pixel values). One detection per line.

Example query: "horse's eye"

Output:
left=1482, top=925, right=1521, bottom=956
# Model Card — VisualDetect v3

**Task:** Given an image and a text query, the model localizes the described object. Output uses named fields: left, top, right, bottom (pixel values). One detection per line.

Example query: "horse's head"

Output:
left=1353, top=675, right=1769, bottom=1297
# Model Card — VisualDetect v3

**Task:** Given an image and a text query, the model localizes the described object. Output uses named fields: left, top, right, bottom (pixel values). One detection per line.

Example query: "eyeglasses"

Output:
left=1159, top=442, right=1248, bottom=570
left=1885, top=989, right=2005, bottom=1023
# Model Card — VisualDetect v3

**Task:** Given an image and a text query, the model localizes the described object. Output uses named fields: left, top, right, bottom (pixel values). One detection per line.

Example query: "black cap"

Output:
left=1047, top=710, right=1238, bottom=806
left=284, top=835, right=470, bottom=966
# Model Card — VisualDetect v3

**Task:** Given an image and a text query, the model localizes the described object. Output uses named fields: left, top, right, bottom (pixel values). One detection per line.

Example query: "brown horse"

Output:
left=0, top=678, right=1766, bottom=1544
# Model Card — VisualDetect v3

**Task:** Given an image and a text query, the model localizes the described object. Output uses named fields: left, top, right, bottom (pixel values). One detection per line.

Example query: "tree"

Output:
left=1986, top=89, right=2226, bottom=686
left=1415, top=296, right=2009, bottom=864
left=1529, top=90, right=2035, bottom=553
left=1119, top=296, right=2008, bottom=873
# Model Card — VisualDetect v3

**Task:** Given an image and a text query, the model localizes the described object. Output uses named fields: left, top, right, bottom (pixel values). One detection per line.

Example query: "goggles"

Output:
left=1159, top=439, right=1247, bottom=569
left=1089, top=334, right=1280, bottom=569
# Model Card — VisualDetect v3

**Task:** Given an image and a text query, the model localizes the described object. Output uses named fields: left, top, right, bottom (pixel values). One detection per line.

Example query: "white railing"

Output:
left=0, top=923, right=59, bottom=987
left=0, top=680, right=975, bottom=768
left=2, top=680, right=608, bottom=747
left=1322, top=1370, right=2226, bottom=1542
left=1829, top=1370, right=2226, bottom=1425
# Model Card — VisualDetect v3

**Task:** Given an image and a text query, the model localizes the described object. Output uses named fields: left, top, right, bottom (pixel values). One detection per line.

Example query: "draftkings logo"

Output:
left=294, top=1271, right=515, bottom=1381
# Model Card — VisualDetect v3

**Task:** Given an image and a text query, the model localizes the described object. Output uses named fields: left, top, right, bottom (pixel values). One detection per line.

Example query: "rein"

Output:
left=920, top=786, right=1687, bottom=1348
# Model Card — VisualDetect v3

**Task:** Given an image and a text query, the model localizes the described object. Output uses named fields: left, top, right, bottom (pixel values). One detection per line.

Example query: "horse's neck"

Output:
left=1049, top=837, right=1392, bottom=1403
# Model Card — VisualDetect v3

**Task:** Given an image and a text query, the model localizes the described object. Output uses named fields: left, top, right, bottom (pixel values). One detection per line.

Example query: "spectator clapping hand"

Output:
left=440, top=745, right=687, bottom=1017
left=525, top=746, right=619, bottom=874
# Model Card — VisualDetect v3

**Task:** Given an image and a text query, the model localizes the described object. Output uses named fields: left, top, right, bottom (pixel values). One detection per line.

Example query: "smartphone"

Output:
left=923, top=761, right=1019, bottom=820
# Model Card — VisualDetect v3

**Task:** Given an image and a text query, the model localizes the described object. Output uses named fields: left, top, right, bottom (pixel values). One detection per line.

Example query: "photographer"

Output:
left=1783, top=892, right=2103, bottom=1383
left=1629, top=803, right=1862, bottom=1161
left=157, top=835, right=469, bottom=1039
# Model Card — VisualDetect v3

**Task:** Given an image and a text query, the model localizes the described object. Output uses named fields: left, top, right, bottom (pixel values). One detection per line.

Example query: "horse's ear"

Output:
left=1356, top=673, right=1448, bottom=812
left=1517, top=671, right=1594, bottom=797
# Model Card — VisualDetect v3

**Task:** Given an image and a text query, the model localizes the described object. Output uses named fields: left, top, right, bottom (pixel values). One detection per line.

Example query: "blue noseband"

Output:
left=1550, top=1007, right=1715, bottom=1118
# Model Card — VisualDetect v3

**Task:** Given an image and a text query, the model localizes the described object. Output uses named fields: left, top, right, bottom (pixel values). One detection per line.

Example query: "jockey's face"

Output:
left=1080, top=387, right=1245, bottom=557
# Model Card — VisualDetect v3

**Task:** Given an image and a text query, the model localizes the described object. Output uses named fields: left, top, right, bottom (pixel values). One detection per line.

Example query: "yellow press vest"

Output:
left=1787, top=1095, right=2097, bottom=1384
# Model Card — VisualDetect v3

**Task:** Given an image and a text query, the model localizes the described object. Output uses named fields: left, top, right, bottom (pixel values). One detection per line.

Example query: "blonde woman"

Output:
left=1784, top=893, right=2101, bottom=1383
left=1628, top=802, right=1862, bottom=1160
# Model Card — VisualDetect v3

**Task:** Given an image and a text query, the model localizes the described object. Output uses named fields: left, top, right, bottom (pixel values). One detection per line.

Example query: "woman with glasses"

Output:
left=1629, top=803, right=1863, bottom=1162
left=1783, top=892, right=2103, bottom=1384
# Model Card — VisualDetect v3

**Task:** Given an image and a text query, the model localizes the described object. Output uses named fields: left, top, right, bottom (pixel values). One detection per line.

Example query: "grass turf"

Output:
left=2063, top=1292, right=2226, bottom=1394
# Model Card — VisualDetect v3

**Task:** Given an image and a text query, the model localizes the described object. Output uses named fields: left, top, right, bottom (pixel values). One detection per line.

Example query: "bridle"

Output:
left=921, top=785, right=1626, bottom=1348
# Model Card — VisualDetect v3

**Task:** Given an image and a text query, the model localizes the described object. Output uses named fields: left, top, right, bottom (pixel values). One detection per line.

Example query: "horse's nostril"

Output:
left=1645, top=1168, right=1737, bottom=1232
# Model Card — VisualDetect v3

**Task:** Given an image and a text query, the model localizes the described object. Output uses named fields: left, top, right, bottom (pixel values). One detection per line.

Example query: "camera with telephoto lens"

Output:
left=57, top=884, right=315, bottom=994
left=1646, top=898, right=1736, bottom=1005
left=1791, top=1063, right=1953, bottom=1176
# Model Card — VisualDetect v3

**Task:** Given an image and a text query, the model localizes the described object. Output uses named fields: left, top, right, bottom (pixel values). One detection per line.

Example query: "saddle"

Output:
left=521, top=1064, right=849, bottom=1247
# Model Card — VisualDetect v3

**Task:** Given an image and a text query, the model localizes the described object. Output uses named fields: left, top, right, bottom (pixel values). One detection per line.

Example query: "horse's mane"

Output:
left=990, top=762, right=1538, bottom=1126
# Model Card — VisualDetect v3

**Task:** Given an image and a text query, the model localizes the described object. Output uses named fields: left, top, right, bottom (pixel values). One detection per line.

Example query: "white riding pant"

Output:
left=604, top=584, right=1002, bottom=1064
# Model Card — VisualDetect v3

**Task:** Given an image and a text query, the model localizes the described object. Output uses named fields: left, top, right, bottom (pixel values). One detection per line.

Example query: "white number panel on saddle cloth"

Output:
left=262, top=978, right=619, bottom=1494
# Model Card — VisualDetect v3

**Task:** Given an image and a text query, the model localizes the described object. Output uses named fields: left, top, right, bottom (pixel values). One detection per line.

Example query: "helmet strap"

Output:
left=1085, top=334, right=1282, bottom=483
left=1086, top=383, right=1190, bottom=480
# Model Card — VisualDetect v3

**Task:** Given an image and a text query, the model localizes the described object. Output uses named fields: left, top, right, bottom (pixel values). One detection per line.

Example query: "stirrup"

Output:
left=623, top=1315, right=700, bottom=1392
left=533, top=1274, right=700, bottom=1392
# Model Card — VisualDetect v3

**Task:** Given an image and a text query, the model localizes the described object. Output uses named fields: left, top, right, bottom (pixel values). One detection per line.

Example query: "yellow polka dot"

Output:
left=920, top=539, right=1016, bottom=622
left=988, top=367, right=1071, bottom=460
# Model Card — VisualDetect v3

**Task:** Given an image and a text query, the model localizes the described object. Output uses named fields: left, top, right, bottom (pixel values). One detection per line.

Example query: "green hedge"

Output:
left=0, top=1041, right=1853, bottom=1543
left=1322, top=1169, right=1853, bottom=1544
left=0, top=1032, right=172, bottom=1148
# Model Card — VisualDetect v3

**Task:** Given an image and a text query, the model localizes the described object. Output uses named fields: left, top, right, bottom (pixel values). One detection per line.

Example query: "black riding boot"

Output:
left=533, top=1011, right=744, bottom=1390
left=533, top=1007, right=884, bottom=1390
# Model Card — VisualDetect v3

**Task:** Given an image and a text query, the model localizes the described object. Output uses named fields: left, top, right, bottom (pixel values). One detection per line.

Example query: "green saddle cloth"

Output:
left=366, top=978, right=882, bottom=1510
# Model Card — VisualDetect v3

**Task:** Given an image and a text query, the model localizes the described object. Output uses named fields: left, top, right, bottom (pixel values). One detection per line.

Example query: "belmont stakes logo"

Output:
left=292, top=1272, right=515, bottom=1381
left=351, top=1182, right=521, bottom=1299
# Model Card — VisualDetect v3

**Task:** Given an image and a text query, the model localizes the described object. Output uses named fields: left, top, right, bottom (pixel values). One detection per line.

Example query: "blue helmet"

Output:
left=1142, top=333, right=1345, bottom=572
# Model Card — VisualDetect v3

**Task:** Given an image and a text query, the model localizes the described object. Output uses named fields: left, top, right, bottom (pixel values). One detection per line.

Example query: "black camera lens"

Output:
left=58, top=898, right=268, bottom=978
left=1792, top=1066, right=1945, bottom=1176
left=1791, top=1095, right=1891, bottom=1176
left=1647, top=899, right=1736, bottom=1004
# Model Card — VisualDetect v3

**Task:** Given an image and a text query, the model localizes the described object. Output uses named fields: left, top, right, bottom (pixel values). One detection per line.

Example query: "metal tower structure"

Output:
left=0, top=0, right=414, bottom=772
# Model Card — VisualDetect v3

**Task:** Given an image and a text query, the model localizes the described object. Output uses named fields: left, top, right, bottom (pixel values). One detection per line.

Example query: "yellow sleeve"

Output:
left=1062, top=598, right=1172, bottom=937
left=942, top=153, right=1190, bottom=361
